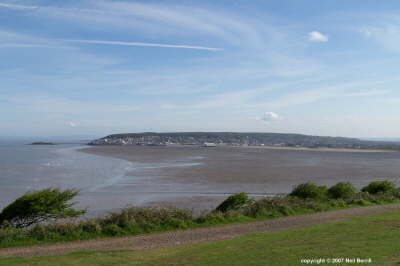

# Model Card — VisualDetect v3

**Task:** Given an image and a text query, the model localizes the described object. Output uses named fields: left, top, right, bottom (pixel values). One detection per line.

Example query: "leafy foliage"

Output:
left=1, top=181, right=400, bottom=248
left=215, top=192, right=251, bottom=212
left=361, top=181, right=395, bottom=194
left=0, top=188, right=85, bottom=228
left=289, top=183, right=328, bottom=200
left=328, top=182, right=357, bottom=199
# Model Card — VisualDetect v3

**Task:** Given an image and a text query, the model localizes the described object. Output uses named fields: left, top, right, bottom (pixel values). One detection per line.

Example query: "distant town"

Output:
left=89, top=132, right=400, bottom=150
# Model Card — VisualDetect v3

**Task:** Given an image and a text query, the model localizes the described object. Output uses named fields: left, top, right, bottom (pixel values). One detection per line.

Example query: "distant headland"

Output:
left=30, top=142, right=56, bottom=145
left=88, top=132, right=400, bottom=151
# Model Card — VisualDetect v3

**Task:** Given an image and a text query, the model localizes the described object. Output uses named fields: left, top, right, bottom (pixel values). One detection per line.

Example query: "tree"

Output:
left=0, top=188, right=85, bottom=228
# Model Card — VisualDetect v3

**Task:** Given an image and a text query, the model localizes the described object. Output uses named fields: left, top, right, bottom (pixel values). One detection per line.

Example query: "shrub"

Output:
left=328, top=182, right=357, bottom=199
left=361, top=181, right=395, bottom=194
left=0, top=188, right=85, bottom=228
left=165, top=218, right=188, bottom=229
left=351, top=199, right=369, bottom=206
left=101, top=206, right=193, bottom=228
left=196, top=212, right=227, bottom=225
left=29, top=225, right=47, bottom=240
left=215, top=192, right=251, bottom=212
left=81, top=221, right=102, bottom=234
left=102, top=224, right=122, bottom=236
left=0, top=226, right=27, bottom=243
left=289, top=183, right=327, bottom=200
left=45, top=222, right=81, bottom=237
left=388, top=188, right=400, bottom=199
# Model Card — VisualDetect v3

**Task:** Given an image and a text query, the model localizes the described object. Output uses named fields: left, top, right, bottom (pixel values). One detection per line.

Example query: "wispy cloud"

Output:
left=0, top=43, right=74, bottom=49
left=3, top=94, right=142, bottom=115
left=359, top=16, right=400, bottom=52
left=257, top=87, right=389, bottom=109
left=65, top=39, right=223, bottom=51
left=0, top=3, right=37, bottom=10
left=0, top=30, right=73, bottom=50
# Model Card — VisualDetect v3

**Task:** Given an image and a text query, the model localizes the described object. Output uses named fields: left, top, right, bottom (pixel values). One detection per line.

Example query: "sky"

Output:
left=1, top=0, right=400, bottom=139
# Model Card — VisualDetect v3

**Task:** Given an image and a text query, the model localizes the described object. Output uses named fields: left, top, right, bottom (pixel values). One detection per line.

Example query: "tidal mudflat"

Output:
left=81, top=145, right=400, bottom=212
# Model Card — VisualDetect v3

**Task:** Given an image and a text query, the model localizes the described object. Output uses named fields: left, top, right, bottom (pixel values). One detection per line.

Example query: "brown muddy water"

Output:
left=1, top=141, right=400, bottom=216
left=81, top=145, right=400, bottom=214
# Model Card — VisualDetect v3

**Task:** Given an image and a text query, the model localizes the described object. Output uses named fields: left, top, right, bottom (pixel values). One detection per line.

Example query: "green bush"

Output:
left=196, top=212, right=227, bottom=225
left=81, top=221, right=102, bottom=234
left=351, top=199, right=369, bottom=206
left=101, top=206, right=193, bottom=228
left=29, top=225, right=47, bottom=240
left=328, top=182, right=357, bottom=199
left=102, top=224, right=122, bottom=236
left=361, top=181, right=395, bottom=194
left=0, top=188, right=85, bottom=228
left=0, top=226, right=26, bottom=243
left=290, top=183, right=328, bottom=200
left=215, top=192, right=251, bottom=212
left=165, top=218, right=189, bottom=229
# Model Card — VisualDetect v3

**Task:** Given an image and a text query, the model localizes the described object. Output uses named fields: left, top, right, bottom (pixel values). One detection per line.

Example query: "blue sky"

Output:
left=1, top=0, right=400, bottom=138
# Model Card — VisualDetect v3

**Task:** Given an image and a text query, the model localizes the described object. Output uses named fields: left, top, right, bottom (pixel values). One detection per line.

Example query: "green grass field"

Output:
left=2, top=211, right=400, bottom=266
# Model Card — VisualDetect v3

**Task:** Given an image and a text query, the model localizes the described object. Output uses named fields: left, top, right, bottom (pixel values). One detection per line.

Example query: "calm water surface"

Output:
left=2, top=141, right=400, bottom=215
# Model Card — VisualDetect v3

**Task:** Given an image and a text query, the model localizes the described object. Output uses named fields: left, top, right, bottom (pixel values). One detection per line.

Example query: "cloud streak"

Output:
left=0, top=43, right=74, bottom=49
left=65, top=39, right=223, bottom=51
left=0, top=3, right=37, bottom=10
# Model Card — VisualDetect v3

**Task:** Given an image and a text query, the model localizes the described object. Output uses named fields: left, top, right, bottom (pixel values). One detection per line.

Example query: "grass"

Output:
left=1, top=187, right=400, bottom=249
left=2, top=211, right=400, bottom=265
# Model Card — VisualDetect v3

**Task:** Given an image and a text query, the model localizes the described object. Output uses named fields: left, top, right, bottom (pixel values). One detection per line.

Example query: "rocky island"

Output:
left=30, top=142, right=56, bottom=145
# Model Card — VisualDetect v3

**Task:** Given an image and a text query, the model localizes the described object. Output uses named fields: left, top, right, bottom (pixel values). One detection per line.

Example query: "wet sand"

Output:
left=81, top=145, right=400, bottom=212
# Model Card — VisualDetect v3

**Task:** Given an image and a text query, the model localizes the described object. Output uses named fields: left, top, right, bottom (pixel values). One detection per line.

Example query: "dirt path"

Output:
left=1, top=204, right=400, bottom=258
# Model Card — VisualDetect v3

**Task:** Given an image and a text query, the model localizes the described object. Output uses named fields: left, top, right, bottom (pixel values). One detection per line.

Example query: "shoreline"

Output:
left=85, top=144, right=398, bottom=153
left=237, top=145, right=398, bottom=153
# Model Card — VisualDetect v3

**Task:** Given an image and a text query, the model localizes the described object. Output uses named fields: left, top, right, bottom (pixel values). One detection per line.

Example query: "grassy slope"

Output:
left=2, top=211, right=400, bottom=266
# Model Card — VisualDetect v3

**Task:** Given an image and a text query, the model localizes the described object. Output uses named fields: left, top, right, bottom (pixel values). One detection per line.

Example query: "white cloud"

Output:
left=308, top=31, right=328, bottom=42
left=68, top=122, right=76, bottom=127
left=261, top=112, right=281, bottom=122
left=65, top=39, right=222, bottom=51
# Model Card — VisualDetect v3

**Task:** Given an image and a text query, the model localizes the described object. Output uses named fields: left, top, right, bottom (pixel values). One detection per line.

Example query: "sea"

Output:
left=2, top=140, right=400, bottom=216
left=0, top=140, right=208, bottom=216
left=0, top=140, right=139, bottom=216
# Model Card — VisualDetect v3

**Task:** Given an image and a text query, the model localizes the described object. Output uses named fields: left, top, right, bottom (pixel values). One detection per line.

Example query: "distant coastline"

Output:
left=88, top=132, right=400, bottom=151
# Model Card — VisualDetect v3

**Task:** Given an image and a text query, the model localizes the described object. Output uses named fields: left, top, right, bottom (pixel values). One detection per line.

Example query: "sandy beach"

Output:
left=80, top=145, right=400, bottom=212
